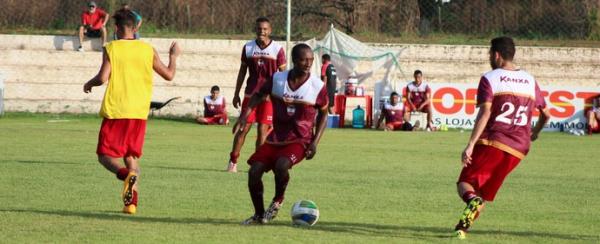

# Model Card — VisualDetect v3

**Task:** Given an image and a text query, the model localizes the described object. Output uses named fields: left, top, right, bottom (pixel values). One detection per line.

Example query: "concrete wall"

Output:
left=0, top=34, right=598, bottom=117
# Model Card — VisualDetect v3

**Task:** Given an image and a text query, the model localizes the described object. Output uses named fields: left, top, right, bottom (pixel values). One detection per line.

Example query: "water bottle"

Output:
left=352, top=105, right=365, bottom=128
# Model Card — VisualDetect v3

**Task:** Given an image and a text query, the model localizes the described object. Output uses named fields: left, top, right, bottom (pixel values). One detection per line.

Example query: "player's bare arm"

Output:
left=531, top=108, right=550, bottom=141
left=322, top=72, right=328, bottom=86
left=233, top=62, right=248, bottom=109
left=420, top=92, right=431, bottom=110
left=278, top=64, right=286, bottom=72
left=102, top=11, right=109, bottom=27
left=153, top=42, right=180, bottom=81
left=83, top=48, right=111, bottom=93
left=306, top=104, right=328, bottom=160
left=376, top=112, right=385, bottom=129
left=136, top=18, right=143, bottom=30
left=462, top=102, right=492, bottom=166
left=407, top=92, right=416, bottom=110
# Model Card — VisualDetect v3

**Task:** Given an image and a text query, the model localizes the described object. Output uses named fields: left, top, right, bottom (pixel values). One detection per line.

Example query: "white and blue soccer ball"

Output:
left=291, top=200, right=319, bottom=226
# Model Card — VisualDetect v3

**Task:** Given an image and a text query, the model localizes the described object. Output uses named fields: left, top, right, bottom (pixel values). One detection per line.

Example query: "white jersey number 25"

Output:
left=496, top=102, right=528, bottom=126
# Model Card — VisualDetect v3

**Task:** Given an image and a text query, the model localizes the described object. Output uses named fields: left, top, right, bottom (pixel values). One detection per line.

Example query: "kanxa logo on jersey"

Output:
left=283, top=93, right=304, bottom=100
left=253, top=50, right=271, bottom=56
left=499, top=76, right=530, bottom=84
left=426, top=83, right=599, bottom=131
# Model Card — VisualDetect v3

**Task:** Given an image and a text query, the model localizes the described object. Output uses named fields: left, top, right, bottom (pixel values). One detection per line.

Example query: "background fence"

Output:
left=1, top=0, right=600, bottom=43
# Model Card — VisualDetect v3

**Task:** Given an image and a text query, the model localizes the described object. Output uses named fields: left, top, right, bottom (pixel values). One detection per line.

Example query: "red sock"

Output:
left=116, top=168, right=129, bottom=181
left=462, top=191, right=478, bottom=203
left=272, top=197, right=284, bottom=204
left=131, top=190, right=138, bottom=206
left=229, top=152, right=240, bottom=164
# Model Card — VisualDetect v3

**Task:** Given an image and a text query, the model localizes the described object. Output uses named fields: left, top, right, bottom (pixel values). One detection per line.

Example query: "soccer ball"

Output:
left=290, top=200, right=319, bottom=226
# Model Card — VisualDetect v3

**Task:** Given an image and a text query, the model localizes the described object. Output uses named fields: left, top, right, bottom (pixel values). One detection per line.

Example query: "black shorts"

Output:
left=328, top=92, right=335, bottom=108
left=85, top=28, right=102, bottom=38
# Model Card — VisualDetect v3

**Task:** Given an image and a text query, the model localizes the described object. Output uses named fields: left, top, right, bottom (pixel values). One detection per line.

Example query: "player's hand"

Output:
left=461, top=144, right=474, bottom=167
left=234, top=116, right=247, bottom=134
left=530, top=132, right=539, bottom=141
left=232, top=121, right=239, bottom=134
left=232, top=95, right=241, bottom=109
left=411, top=105, right=417, bottom=111
left=169, top=42, right=181, bottom=58
left=83, top=83, right=92, bottom=93
left=305, top=143, right=317, bottom=160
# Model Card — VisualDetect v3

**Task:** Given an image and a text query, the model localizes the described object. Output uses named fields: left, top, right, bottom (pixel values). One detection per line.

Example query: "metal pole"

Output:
left=329, top=23, right=334, bottom=53
left=286, top=0, right=291, bottom=66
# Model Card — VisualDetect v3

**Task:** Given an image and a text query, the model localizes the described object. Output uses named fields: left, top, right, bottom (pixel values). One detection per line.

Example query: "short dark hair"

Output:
left=390, top=92, right=399, bottom=98
left=490, top=36, right=515, bottom=61
left=113, top=9, right=136, bottom=28
left=211, top=85, right=220, bottom=92
left=413, top=70, right=422, bottom=76
left=322, top=54, right=331, bottom=61
left=291, top=43, right=312, bottom=62
left=256, top=17, right=270, bottom=24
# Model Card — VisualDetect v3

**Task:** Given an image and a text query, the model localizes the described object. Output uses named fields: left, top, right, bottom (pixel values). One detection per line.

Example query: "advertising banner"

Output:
left=427, top=83, right=599, bottom=131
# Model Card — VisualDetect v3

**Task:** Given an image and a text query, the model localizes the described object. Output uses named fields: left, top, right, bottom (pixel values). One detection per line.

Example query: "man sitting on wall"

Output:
left=405, top=70, right=433, bottom=130
left=78, top=1, right=108, bottom=51
left=376, top=92, right=415, bottom=131
left=196, top=85, right=229, bottom=125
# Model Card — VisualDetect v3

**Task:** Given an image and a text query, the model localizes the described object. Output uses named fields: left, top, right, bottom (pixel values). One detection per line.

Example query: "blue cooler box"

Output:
left=327, top=115, right=339, bottom=128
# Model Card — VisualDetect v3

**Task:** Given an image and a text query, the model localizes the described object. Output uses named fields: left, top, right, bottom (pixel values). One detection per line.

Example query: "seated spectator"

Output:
left=588, top=95, right=600, bottom=134
left=78, top=1, right=108, bottom=51
left=405, top=69, right=433, bottom=130
left=196, top=86, right=229, bottom=125
left=376, top=92, right=414, bottom=131
left=115, top=3, right=142, bottom=39
left=321, top=54, right=337, bottom=114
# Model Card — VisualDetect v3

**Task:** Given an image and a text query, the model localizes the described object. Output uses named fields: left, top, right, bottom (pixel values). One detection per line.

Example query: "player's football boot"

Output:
left=227, top=161, right=238, bottom=173
left=456, top=196, right=483, bottom=230
left=454, top=229, right=467, bottom=240
left=412, top=120, right=421, bottom=131
left=122, top=172, right=138, bottom=206
left=263, top=201, right=282, bottom=222
left=122, top=204, right=137, bottom=215
left=241, top=214, right=266, bottom=225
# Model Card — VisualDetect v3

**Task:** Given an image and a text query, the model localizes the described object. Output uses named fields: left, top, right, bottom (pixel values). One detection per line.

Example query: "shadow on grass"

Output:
left=0, top=208, right=240, bottom=226
left=307, top=221, right=451, bottom=239
left=9, top=160, right=82, bottom=165
left=279, top=221, right=598, bottom=241
left=145, top=165, right=247, bottom=174
left=469, top=229, right=599, bottom=241
left=5, top=160, right=242, bottom=173
left=2, top=209, right=597, bottom=241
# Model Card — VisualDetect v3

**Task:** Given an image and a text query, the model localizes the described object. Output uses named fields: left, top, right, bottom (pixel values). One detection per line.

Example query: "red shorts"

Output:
left=242, top=97, right=273, bottom=125
left=591, top=124, right=600, bottom=133
left=386, top=122, right=404, bottom=131
left=406, top=104, right=430, bottom=113
left=458, top=145, right=521, bottom=202
left=96, top=118, right=147, bottom=158
left=247, top=143, right=306, bottom=171
left=200, top=115, right=228, bottom=125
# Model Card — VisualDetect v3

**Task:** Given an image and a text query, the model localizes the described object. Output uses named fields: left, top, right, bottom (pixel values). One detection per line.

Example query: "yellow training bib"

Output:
left=100, top=40, right=154, bottom=119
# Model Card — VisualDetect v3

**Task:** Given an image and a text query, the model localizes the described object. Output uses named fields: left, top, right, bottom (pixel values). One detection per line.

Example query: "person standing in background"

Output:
left=321, top=54, right=337, bottom=114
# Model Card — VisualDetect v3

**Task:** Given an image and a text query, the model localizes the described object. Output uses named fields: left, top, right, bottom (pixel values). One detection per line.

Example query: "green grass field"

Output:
left=1, top=113, right=599, bottom=243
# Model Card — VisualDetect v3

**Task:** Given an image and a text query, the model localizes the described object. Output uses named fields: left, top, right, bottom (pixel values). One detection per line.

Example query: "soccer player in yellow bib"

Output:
left=83, top=9, right=181, bottom=214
